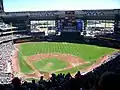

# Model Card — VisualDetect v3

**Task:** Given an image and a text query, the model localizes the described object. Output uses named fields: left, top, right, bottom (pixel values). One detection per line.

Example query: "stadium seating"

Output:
left=0, top=22, right=16, bottom=84
left=0, top=41, right=14, bottom=84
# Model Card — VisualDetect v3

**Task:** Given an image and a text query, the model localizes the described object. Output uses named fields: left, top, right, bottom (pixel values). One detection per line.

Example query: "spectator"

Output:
left=98, top=72, right=119, bottom=90
left=38, top=76, right=45, bottom=85
left=31, top=79, right=38, bottom=90
left=0, top=84, right=5, bottom=90
left=75, top=71, right=81, bottom=79
left=38, top=84, right=45, bottom=90
left=12, top=77, right=21, bottom=90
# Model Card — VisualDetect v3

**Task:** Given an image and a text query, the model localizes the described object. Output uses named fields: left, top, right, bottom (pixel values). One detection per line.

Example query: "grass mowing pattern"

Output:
left=20, top=42, right=117, bottom=62
left=19, top=42, right=117, bottom=74
left=33, top=58, right=68, bottom=72
left=18, top=51, right=33, bottom=73
left=55, top=63, right=92, bottom=74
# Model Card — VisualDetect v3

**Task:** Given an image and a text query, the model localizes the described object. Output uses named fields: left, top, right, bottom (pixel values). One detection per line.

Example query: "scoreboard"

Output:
left=57, top=11, right=83, bottom=32
left=63, top=11, right=76, bottom=31
left=65, top=11, right=75, bottom=19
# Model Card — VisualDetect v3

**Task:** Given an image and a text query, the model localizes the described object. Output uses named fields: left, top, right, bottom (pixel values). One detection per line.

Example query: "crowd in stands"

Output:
left=0, top=22, right=19, bottom=84
left=96, top=33, right=120, bottom=41
left=0, top=71, right=120, bottom=90
left=0, top=34, right=31, bottom=43
left=0, top=22, right=17, bottom=31
left=0, top=22, right=31, bottom=84
left=102, top=51, right=120, bottom=64
left=13, top=34, right=31, bottom=39
left=0, top=21, right=31, bottom=43
left=0, top=41, right=14, bottom=84
left=0, top=35, right=12, bottom=43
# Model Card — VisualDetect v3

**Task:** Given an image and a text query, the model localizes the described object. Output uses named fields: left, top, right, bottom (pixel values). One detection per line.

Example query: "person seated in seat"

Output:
left=98, top=72, right=120, bottom=90
left=11, top=77, right=22, bottom=90
left=75, top=71, right=81, bottom=79
left=30, top=79, right=38, bottom=90
left=38, top=76, right=46, bottom=85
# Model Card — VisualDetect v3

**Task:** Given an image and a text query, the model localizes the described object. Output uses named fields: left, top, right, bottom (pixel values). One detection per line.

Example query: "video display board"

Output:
left=57, top=11, right=83, bottom=32
left=62, top=11, right=77, bottom=31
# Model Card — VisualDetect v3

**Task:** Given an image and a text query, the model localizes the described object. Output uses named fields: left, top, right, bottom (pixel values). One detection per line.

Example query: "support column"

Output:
left=55, top=19, right=62, bottom=32
left=27, top=16, right=30, bottom=30
left=0, top=0, right=4, bottom=13
left=114, top=14, right=120, bottom=34
left=83, top=20, right=87, bottom=30
left=104, top=20, right=106, bottom=34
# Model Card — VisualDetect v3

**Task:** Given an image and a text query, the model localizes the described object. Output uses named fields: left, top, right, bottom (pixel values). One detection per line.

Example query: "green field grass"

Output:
left=18, top=51, right=33, bottom=73
left=33, top=58, right=68, bottom=72
left=18, top=42, right=118, bottom=74
left=56, top=63, right=92, bottom=74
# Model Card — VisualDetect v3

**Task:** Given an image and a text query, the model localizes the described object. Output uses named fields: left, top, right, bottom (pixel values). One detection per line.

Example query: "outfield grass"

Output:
left=20, top=42, right=117, bottom=61
left=33, top=58, right=68, bottom=72
left=18, top=42, right=117, bottom=74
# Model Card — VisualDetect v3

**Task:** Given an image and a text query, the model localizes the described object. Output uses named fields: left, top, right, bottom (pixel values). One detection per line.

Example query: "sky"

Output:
left=3, top=0, right=120, bottom=12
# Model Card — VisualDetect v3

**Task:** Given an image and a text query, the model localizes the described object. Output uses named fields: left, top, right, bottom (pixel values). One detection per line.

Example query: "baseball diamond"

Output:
left=12, top=42, right=118, bottom=79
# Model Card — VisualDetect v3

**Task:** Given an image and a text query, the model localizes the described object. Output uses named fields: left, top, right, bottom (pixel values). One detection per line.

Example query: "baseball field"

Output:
left=15, top=42, right=118, bottom=78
